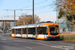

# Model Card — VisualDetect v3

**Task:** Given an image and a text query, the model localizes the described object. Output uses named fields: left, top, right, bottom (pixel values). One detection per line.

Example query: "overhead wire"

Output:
left=21, top=0, right=47, bottom=9
left=3, top=0, right=53, bottom=18
left=35, top=4, right=50, bottom=10
left=35, top=11, right=51, bottom=14
left=21, top=0, right=55, bottom=14
left=25, top=4, right=55, bottom=14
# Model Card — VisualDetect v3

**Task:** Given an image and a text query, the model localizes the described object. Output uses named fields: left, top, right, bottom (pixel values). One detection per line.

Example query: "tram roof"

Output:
left=12, top=23, right=45, bottom=29
left=12, top=23, right=59, bottom=29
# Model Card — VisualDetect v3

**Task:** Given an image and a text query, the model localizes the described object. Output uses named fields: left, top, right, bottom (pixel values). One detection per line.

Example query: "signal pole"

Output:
left=33, top=0, right=34, bottom=24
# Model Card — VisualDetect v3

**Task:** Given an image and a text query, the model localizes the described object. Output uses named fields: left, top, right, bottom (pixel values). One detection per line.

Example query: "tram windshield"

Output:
left=49, top=25, right=59, bottom=35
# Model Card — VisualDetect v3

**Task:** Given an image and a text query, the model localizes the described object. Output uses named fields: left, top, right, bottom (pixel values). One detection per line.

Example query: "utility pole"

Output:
left=14, top=10, right=16, bottom=26
left=5, top=9, right=32, bottom=26
left=33, top=0, right=34, bottom=24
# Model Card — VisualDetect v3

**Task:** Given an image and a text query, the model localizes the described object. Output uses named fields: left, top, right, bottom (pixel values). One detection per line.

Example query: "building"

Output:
left=0, top=20, right=17, bottom=33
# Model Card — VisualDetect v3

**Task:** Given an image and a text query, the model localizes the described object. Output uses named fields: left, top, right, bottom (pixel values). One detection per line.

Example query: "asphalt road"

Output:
left=0, top=34, right=75, bottom=50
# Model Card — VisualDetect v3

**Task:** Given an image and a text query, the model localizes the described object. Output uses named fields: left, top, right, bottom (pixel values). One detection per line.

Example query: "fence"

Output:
left=60, top=33, right=75, bottom=41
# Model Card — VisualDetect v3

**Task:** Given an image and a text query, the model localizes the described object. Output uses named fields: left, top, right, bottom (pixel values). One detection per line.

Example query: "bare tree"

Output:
left=16, top=14, right=40, bottom=25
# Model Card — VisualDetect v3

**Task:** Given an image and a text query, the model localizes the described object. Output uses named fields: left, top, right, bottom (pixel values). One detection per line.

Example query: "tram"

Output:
left=11, top=22, right=60, bottom=40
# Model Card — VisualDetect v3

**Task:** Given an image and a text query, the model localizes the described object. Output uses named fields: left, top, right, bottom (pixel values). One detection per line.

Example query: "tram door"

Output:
left=37, top=27, right=48, bottom=39
left=43, top=27, right=48, bottom=39
left=44, top=27, right=48, bottom=39
left=28, top=28, right=36, bottom=38
left=32, top=27, right=37, bottom=38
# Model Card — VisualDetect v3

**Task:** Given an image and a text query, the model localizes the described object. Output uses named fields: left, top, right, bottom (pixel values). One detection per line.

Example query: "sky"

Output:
left=0, top=0, right=57, bottom=22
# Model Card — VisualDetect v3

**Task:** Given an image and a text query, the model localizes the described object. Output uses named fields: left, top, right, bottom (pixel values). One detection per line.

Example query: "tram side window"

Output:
left=16, top=29, right=21, bottom=34
left=12, top=29, right=14, bottom=34
left=37, top=27, right=48, bottom=35
left=28, top=28, right=35, bottom=34
left=22, top=28, right=26, bottom=34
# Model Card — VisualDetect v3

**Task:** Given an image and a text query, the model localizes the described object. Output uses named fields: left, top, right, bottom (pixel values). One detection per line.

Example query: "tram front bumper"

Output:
left=47, top=36, right=60, bottom=40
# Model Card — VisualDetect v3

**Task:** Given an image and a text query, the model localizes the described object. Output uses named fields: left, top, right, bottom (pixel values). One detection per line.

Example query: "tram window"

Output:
left=16, top=29, right=21, bottom=34
left=37, top=27, right=48, bottom=35
left=16, top=29, right=18, bottom=34
left=28, top=28, right=35, bottom=34
left=22, top=28, right=26, bottom=34
left=12, top=29, right=14, bottom=34
left=49, top=26, right=59, bottom=33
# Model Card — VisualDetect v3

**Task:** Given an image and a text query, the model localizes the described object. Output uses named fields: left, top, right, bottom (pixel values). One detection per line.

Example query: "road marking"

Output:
left=64, top=48, right=69, bottom=50
left=2, top=39, right=7, bottom=40
left=33, top=42, right=75, bottom=50
left=60, top=43, right=75, bottom=46
left=33, top=42, right=51, bottom=47
left=26, top=46, right=32, bottom=49
left=51, top=45, right=64, bottom=49
left=33, top=42, right=64, bottom=49
left=1, top=37, right=75, bottom=50
left=51, top=45, right=74, bottom=50
left=13, top=40, right=25, bottom=42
